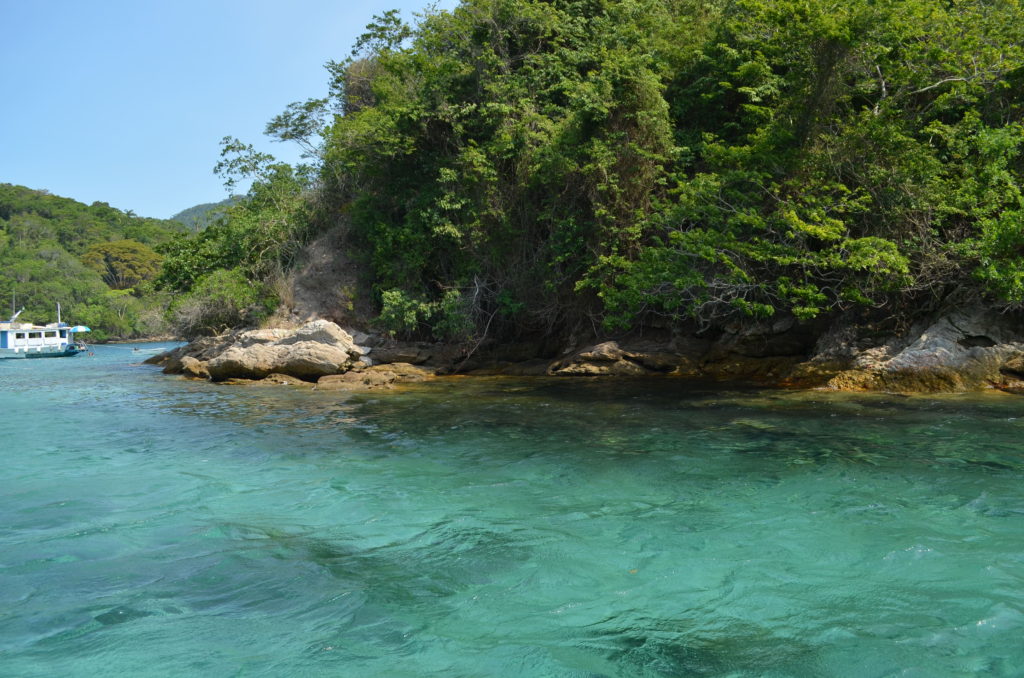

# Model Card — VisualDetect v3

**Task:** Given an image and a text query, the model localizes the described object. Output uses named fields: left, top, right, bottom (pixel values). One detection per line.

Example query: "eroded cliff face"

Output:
left=148, top=309, right=1024, bottom=394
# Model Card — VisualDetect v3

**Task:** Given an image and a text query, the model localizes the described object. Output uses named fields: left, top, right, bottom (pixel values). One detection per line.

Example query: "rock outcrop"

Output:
left=798, top=310, right=1024, bottom=393
left=179, top=356, right=210, bottom=379
left=530, top=309, right=1024, bottom=393
left=316, top=363, right=434, bottom=391
left=551, top=341, right=659, bottom=376
left=147, top=320, right=440, bottom=390
left=144, top=334, right=238, bottom=374
left=205, top=320, right=364, bottom=381
left=544, top=339, right=799, bottom=382
left=148, top=320, right=367, bottom=383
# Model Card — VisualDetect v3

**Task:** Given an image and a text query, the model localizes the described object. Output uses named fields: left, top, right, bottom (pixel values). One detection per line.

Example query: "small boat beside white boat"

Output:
left=0, top=308, right=90, bottom=359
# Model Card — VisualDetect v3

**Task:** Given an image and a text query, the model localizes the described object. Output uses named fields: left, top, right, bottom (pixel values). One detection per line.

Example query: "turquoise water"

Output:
left=2, top=344, right=1023, bottom=677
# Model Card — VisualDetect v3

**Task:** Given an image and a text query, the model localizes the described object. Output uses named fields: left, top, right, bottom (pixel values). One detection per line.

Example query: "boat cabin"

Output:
left=0, top=316, right=88, bottom=359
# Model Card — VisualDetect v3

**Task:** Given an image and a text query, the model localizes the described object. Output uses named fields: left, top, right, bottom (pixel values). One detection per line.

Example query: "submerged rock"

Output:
left=213, top=374, right=309, bottom=387
left=316, top=363, right=434, bottom=391
left=94, top=606, right=154, bottom=626
left=260, top=373, right=309, bottom=386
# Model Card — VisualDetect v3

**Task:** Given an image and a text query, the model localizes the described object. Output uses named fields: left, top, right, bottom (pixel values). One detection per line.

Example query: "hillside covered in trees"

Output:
left=0, top=184, right=187, bottom=340
left=170, top=196, right=241, bottom=232
left=158, top=0, right=1024, bottom=344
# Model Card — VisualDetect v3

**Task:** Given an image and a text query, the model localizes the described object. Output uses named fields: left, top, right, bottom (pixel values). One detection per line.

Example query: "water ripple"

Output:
left=2, top=347, right=1023, bottom=675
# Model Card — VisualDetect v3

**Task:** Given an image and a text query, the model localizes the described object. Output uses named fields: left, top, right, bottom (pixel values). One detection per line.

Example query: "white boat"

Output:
left=0, top=307, right=90, bottom=359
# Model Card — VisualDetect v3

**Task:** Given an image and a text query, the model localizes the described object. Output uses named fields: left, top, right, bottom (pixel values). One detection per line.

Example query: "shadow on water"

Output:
left=567, top=617, right=823, bottom=678
left=29, top=517, right=531, bottom=663
left=213, top=520, right=532, bottom=655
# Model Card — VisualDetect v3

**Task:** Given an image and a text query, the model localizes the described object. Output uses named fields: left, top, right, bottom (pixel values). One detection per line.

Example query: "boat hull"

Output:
left=0, top=346, right=83, bottom=359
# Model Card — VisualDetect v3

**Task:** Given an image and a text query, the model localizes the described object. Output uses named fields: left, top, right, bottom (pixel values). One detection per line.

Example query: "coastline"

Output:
left=145, top=307, right=1024, bottom=395
left=96, top=335, right=181, bottom=345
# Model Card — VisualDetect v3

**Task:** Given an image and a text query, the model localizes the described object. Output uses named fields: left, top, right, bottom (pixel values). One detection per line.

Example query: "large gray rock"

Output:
left=237, top=328, right=292, bottom=347
left=180, top=356, right=210, bottom=379
left=276, top=320, right=357, bottom=348
left=205, top=320, right=363, bottom=381
left=149, top=334, right=239, bottom=374
left=814, top=310, right=1024, bottom=392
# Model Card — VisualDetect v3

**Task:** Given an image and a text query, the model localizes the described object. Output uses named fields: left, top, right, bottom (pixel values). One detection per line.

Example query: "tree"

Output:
left=81, top=239, right=162, bottom=291
left=169, top=268, right=275, bottom=338
left=154, top=0, right=1024, bottom=341
left=0, top=183, right=182, bottom=336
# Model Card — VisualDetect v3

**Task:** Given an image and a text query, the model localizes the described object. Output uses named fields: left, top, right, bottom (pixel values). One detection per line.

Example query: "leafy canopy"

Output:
left=157, top=0, right=1024, bottom=340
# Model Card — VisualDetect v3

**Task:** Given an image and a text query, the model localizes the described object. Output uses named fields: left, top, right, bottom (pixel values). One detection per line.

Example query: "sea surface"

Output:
left=2, top=343, right=1023, bottom=677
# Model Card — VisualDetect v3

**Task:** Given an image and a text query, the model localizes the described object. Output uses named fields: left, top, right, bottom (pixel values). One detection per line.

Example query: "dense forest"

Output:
left=0, top=184, right=187, bottom=340
left=149, top=0, right=1024, bottom=340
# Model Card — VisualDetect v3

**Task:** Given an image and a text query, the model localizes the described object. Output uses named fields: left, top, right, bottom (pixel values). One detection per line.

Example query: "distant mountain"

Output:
left=170, top=196, right=242, bottom=231
left=0, top=184, right=186, bottom=253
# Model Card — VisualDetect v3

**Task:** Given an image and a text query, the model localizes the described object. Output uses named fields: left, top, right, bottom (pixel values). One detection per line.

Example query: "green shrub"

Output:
left=170, top=268, right=276, bottom=338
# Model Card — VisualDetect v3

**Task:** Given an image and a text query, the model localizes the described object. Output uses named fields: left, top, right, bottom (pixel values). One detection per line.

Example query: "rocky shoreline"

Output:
left=144, top=309, right=1024, bottom=394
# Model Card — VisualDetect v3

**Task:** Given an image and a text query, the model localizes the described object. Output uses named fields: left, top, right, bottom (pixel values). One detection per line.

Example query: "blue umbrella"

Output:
left=70, top=326, right=91, bottom=333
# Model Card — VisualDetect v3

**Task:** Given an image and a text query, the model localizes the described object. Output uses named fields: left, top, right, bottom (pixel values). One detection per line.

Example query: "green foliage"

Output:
left=265, top=98, right=330, bottom=159
left=74, top=290, right=146, bottom=342
left=378, top=288, right=475, bottom=340
left=81, top=239, right=162, bottom=291
left=0, top=184, right=185, bottom=253
left=160, top=0, right=1024, bottom=339
left=156, top=144, right=313, bottom=294
left=152, top=138, right=317, bottom=338
left=321, top=0, right=690, bottom=336
left=0, top=184, right=185, bottom=337
left=169, top=268, right=277, bottom=338
left=432, top=289, right=476, bottom=341
left=170, top=196, right=241, bottom=232
left=378, top=288, right=433, bottom=336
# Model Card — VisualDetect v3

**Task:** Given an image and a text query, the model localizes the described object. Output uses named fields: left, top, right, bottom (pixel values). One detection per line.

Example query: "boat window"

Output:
left=29, top=332, right=41, bottom=339
left=15, top=333, right=25, bottom=339
left=45, top=331, right=57, bottom=338
left=60, top=330, right=67, bottom=338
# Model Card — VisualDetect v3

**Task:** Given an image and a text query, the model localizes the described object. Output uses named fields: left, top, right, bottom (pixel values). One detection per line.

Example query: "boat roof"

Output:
left=0, top=321, right=71, bottom=330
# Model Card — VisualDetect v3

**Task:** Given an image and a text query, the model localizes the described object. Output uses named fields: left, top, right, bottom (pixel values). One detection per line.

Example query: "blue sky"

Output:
left=0, top=0, right=456, bottom=219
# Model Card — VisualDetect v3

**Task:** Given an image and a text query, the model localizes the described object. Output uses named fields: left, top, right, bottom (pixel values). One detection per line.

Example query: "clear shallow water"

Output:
left=2, top=345, right=1023, bottom=677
